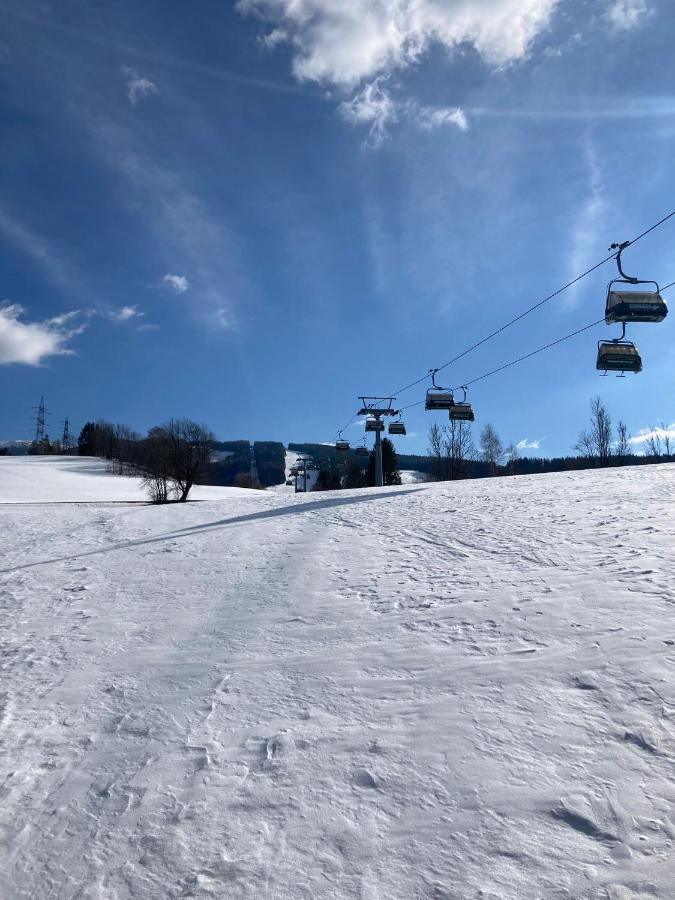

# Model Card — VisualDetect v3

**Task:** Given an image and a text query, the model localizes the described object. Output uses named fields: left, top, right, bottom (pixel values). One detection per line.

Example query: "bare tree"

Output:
left=141, top=419, right=214, bottom=503
left=660, top=422, right=673, bottom=457
left=163, top=419, right=215, bottom=502
left=142, top=426, right=173, bottom=503
left=447, top=419, right=474, bottom=480
left=480, top=423, right=503, bottom=475
left=575, top=396, right=612, bottom=465
left=428, top=423, right=448, bottom=481
left=646, top=427, right=662, bottom=458
left=616, top=421, right=630, bottom=461
left=505, top=441, right=519, bottom=475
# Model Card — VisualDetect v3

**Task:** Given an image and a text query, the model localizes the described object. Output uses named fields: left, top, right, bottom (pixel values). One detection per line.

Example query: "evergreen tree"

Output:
left=366, top=438, right=401, bottom=486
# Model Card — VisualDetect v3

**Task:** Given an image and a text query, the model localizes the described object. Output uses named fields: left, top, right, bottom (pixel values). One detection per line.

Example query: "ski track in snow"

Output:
left=1, top=458, right=675, bottom=898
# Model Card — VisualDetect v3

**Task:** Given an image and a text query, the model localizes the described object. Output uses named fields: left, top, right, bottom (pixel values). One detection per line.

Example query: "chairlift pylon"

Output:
left=605, top=241, right=668, bottom=324
left=425, top=369, right=455, bottom=411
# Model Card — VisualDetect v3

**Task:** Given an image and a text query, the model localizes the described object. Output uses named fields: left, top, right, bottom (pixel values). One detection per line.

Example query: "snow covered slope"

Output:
left=2, top=459, right=675, bottom=898
left=0, top=456, right=251, bottom=503
left=267, top=448, right=318, bottom=493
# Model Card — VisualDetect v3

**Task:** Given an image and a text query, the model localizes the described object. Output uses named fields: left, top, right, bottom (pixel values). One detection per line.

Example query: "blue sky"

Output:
left=1, top=0, right=673, bottom=456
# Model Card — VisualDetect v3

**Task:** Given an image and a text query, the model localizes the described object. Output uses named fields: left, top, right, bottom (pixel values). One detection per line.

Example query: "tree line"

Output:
left=426, top=396, right=675, bottom=482
left=313, top=438, right=402, bottom=491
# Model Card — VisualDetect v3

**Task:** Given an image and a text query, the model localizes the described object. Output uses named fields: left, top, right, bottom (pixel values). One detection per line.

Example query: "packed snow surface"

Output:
left=0, top=456, right=247, bottom=504
left=2, top=457, right=675, bottom=898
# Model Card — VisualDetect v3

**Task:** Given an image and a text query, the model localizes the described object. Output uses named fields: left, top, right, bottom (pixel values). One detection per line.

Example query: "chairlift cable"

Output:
left=392, top=207, right=675, bottom=397
left=396, top=317, right=607, bottom=413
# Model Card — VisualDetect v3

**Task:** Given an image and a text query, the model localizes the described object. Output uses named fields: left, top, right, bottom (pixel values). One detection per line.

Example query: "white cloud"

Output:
left=123, top=67, right=159, bottom=105
left=340, top=82, right=468, bottom=144
left=0, top=303, right=85, bottom=366
left=108, top=305, right=142, bottom=322
left=629, top=423, right=675, bottom=446
left=516, top=438, right=541, bottom=451
left=607, top=0, right=652, bottom=31
left=163, top=273, right=190, bottom=293
left=238, top=0, right=559, bottom=86
left=240, top=1, right=554, bottom=142
left=339, top=79, right=398, bottom=146
left=417, top=105, right=469, bottom=131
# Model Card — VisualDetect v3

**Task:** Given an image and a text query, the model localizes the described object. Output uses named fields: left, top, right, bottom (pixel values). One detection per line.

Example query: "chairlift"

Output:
left=335, top=438, right=350, bottom=452
left=425, top=369, right=455, bottom=411
left=365, top=417, right=384, bottom=432
left=449, top=386, right=475, bottom=422
left=319, top=457, right=329, bottom=470
left=388, top=418, right=407, bottom=436
left=355, top=446, right=369, bottom=457
left=605, top=242, right=668, bottom=324
left=596, top=338, right=642, bottom=375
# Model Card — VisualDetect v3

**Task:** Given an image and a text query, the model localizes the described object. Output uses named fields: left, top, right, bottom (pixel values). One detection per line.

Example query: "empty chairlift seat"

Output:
left=605, top=287, right=668, bottom=324
left=425, top=390, right=455, bottom=411
left=388, top=421, right=406, bottom=436
left=596, top=340, right=642, bottom=374
left=335, top=440, right=350, bottom=452
left=449, top=402, right=475, bottom=422
left=365, top=417, right=384, bottom=432
left=355, top=446, right=369, bottom=457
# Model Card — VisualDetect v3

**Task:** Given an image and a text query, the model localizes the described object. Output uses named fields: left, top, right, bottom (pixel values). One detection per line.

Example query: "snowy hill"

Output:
left=0, top=455, right=252, bottom=503
left=2, top=457, right=675, bottom=898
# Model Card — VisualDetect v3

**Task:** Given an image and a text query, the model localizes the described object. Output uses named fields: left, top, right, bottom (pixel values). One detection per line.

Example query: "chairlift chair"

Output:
left=388, top=420, right=406, bottom=436
left=450, top=403, right=475, bottom=422
left=335, top=439, right=350, bottom=452
left=365, top=417, right=384, bottom=432
left=596, top=340, right=642, bottom=375
left=425, top=369, right=455, bottom=411
left=605, top=241, right=668, bottom=324
left=448, top=386, right=474, bottom=422
left=355, top=446, right=369, bottom=457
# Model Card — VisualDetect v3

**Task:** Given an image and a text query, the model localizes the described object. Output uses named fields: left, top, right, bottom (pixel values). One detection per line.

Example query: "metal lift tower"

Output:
left=357, top=396, right=398, bottom=488
left=34, top=396, right=48, bottom=444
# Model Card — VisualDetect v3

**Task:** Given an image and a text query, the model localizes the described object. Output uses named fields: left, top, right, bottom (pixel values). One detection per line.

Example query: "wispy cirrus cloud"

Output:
left=0, top=303, right=86, bottom=366
left=566, top=136, right=606, bottom=306
left=85, top=118, right=248, bottom=329
left=0, top=203, right=79, bottom=295
left=122, top=67, right=159, bottom=105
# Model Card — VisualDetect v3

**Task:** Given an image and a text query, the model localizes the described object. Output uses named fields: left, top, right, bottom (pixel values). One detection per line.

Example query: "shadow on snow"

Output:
left=0, top=488, right=422, bottom=574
